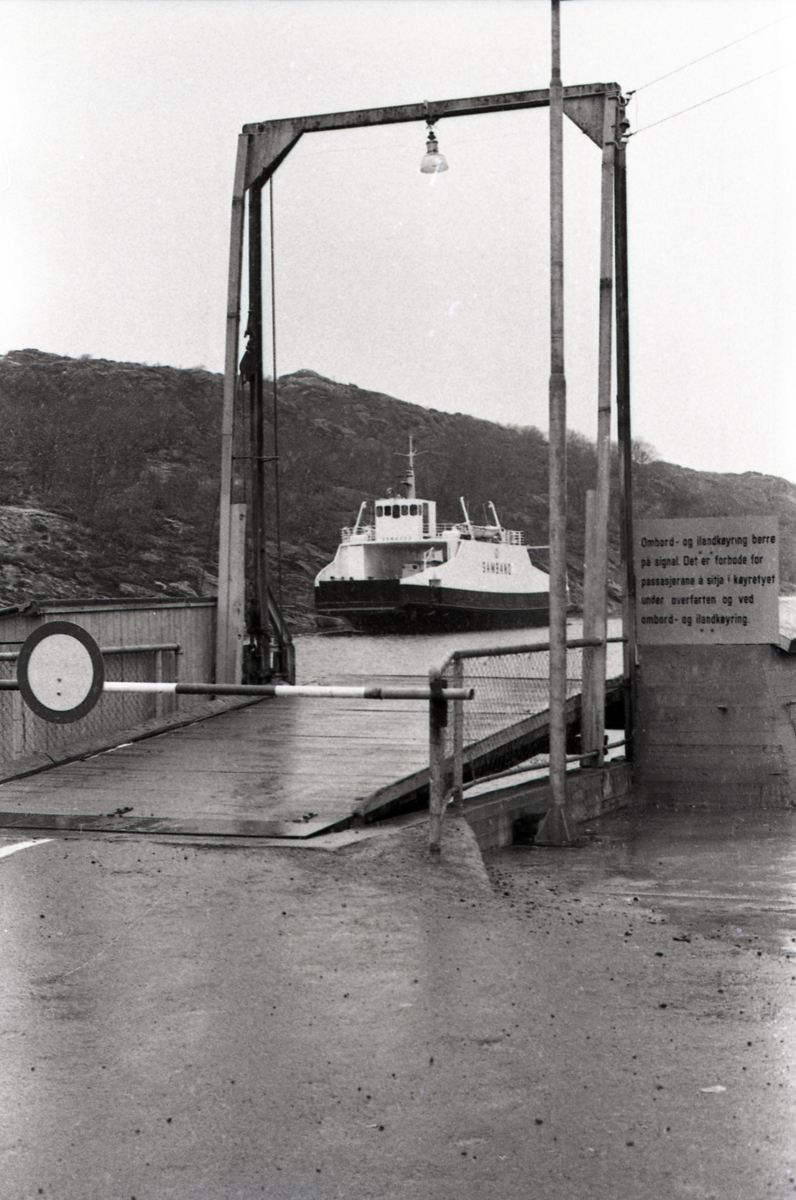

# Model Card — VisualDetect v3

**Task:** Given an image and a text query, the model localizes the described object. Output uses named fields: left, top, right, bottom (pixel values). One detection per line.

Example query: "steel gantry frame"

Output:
left=215, top=83, right=636, bottom=778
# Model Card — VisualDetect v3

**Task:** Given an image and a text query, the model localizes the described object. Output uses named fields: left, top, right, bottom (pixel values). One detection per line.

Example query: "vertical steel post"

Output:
left=269, top=179, right=284, bottom=624
left=581, top=488, right=601, bottom=763
left=615, top=116, right=636, bottom=757
left=540, top=0, right=571, bottom=845
left=216, top=134, right=250, bottom=684
left=452, top=656, right=464, bottom=806
left=581, top=96, right=616, bottom=768
left=248, top=182, right=270, bottom=683
left=428, top=668, right=448, bottom=854
left=227, top=504, right=247, bottom=682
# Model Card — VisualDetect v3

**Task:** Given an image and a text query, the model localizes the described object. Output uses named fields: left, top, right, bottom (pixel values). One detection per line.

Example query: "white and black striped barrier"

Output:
left=0, top=622, right=473, bottom=724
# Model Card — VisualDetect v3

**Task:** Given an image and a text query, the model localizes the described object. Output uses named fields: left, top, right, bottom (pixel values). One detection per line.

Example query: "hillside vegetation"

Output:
left=0, top=350, right=793, bottom=630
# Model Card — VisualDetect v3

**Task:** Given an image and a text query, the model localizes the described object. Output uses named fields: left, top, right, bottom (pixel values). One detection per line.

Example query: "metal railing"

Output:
left=427, top=636, right=627, bottom=849
left=339, top=523, right=527, bottom=546
left=436, top=523, right=525, bottom=544
left=340, top=525, right=377, bottom=542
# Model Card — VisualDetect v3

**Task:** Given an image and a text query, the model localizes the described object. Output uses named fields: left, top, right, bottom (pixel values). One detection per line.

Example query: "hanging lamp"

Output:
left=420, top=124, right=448, bottom=174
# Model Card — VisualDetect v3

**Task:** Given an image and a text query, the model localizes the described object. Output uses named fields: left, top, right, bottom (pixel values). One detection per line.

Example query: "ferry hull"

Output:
left=315, top=579, right=550, bottom=633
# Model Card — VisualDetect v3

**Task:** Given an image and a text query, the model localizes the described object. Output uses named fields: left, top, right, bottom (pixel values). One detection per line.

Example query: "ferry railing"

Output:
left=436, top=522, right=525, bottom=544
left=340, top=521, right=527, bottom=546
left=340, top=525, right=376, bottom=542
left=429, top=636, right=627, bottom=847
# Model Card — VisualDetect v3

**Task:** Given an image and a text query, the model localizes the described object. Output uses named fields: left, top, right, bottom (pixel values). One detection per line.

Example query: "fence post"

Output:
left=451, top=657, right=464, bottom=807
left=428, top=667, right=448, bottom=855
left=11, top=691, right=25, bottom=759
left=154, top=648, right=164, bottom=719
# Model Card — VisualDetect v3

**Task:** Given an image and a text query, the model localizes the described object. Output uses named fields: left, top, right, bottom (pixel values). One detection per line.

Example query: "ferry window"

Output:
left=376, top=506, right=383, bottom=517
left=401, top=505, right=408, bottom=516
left=393, top=505, right=400, bottom=518
left=410, top=504, right=418, bottom=516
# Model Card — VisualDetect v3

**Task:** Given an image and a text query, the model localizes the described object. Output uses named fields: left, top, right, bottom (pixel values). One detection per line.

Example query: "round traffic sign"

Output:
left=17, top=621, right=104, bottom=723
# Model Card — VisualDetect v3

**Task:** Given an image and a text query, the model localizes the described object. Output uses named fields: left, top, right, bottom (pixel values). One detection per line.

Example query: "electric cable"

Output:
left=630, top=64, right=788, bottom=136
left=630, top=17, right=783, bottom=94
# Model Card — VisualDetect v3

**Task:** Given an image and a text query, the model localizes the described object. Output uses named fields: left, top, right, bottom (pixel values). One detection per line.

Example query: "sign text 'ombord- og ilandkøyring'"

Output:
left=634, top=516, right=779, bottom=644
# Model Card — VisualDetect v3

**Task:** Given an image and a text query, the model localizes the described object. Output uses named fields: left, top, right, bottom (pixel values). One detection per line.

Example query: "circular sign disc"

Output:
left=17, top=622, right=104, bottom=723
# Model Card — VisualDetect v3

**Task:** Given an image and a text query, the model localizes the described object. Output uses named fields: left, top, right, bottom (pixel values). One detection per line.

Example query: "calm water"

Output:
left=296, top=596, right=796, bottom=687
left=295, top=617, right=625, bottom=686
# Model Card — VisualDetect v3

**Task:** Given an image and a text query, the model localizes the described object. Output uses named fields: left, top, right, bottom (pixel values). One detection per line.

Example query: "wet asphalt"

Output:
left=0, top=804, right=794, bottom=1200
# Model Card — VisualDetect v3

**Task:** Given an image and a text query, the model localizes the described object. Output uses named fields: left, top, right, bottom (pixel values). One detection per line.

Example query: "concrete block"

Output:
left=461, top=761, right=635, bottom=851
left=636, top=642, right=796, bottom=808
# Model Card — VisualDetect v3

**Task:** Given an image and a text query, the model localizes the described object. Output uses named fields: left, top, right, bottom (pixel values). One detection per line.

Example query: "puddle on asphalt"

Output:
left=489, top=805, right=796, bottom=955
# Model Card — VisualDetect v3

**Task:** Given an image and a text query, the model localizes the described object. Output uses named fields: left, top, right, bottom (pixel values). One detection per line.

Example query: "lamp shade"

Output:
left=420, top=126, right=448, bottom=174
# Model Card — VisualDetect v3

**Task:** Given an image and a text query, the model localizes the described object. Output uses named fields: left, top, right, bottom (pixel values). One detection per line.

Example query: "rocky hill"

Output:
left=0, top=349, right=793, bottom=631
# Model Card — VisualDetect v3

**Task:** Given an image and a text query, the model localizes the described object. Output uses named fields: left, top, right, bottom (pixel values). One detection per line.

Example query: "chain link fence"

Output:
left=451, top=643, right=582, bottom=792
left=450, top=644, right=585, bottom=750
left=0, top=644, right=180, bottom=776
left=434, top=636, right=626, bottom=800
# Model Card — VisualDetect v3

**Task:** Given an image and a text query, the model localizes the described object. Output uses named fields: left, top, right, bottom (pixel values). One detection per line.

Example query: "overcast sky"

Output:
left=2, top=0, right=794, bottom=481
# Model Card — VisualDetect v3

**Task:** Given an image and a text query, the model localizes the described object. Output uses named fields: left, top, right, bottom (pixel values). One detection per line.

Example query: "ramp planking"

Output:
left=0, top=696, right=430, bottom=836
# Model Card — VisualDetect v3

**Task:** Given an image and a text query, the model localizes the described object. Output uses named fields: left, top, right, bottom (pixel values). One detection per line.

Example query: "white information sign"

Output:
left=635, top=516, right=779, bottom=644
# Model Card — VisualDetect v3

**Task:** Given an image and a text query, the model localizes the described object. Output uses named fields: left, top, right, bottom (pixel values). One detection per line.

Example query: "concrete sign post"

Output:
left=635, top=516, right=779, bottom=645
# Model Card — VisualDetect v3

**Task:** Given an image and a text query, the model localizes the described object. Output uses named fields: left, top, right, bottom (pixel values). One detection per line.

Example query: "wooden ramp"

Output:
left=0, top=696, right=429, bottom=838
left=0, top=680, right=626, bottom=838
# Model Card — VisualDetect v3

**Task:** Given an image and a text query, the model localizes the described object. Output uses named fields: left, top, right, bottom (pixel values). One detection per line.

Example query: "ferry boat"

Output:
left=314, top=445, right=552, bottom=632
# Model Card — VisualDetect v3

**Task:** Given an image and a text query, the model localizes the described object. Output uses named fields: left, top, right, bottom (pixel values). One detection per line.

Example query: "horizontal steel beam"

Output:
left=242, top=82, right=620, bottom=135
left=241, top=83, right=622, bottom=188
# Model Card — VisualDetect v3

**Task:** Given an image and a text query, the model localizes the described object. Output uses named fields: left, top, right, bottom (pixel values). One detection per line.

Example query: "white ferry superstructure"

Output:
left=314, top=447, right=551, bottom=632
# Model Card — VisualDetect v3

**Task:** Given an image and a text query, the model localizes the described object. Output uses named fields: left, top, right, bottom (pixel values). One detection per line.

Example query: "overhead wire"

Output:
left=630, top=64, right=789, bottom=136
left=268, top=19, right=788, bottom=158
left=629, top=17, right=783, bottom=94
